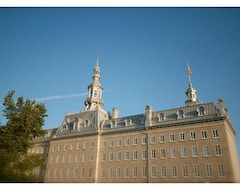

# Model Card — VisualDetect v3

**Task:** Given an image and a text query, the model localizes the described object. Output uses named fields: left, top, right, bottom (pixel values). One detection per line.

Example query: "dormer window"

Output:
left=198, top=107, right=205, bottom=116
left=178, top=110, right=184, bottom=119
left=159, top=113, right=165, bottom=121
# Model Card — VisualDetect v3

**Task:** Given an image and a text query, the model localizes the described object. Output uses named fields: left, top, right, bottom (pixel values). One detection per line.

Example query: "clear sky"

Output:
left=1, top=7, right=240, bottom=158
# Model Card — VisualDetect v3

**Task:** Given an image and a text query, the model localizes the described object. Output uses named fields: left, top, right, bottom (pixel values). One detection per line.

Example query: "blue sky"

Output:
left=1, top=7, right=240, bottom=158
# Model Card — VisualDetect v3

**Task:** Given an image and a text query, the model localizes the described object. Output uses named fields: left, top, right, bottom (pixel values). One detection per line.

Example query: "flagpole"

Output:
left=188, top=73, right=192, bottom=85
left=187, top=62, right=192, bottom=85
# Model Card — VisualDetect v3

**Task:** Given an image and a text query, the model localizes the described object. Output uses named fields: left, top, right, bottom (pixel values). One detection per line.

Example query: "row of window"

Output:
left=48, top=129, right=220, bottom=153
left=49, top=144, right=222, bottom=164
left=46, top=163, right=225, bottom=179
left=157, top=107, right=205, bottom=121
left=104, top=129, right=220, bottom=148
left=102, top=145, right=222, bottom=161
left=103, top=164, right=224, bottom=178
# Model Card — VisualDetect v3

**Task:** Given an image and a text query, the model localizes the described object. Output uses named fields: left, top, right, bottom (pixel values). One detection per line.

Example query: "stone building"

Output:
left=31, top=57, right=240, bottom=182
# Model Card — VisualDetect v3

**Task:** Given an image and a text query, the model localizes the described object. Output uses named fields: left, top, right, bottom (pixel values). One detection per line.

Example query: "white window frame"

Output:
left=203, top=145, right=210, bottom=157
left=201, top=130, right=207, bottom=139
left=160, top=148, right=166, bottom=158
left=133, top=137, right=138, bottom=145
left=190, top=131, right=196, bottom=140
left=169, top=134, right=175, bottom=142
left=142, top=150, right=147, bottom=160
left=192, top=146, right=198, bottom=157
left=181, top=147, right=187, bottom=158
left=133, top=150, right=138, bottom=160
left=215, top=144, right=222, bottom=156
left=159, top=135, right=165, bottom=143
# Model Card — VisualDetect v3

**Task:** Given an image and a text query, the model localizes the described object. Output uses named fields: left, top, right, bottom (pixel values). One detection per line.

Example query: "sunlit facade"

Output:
left=31, top=58, right=240, bottom=182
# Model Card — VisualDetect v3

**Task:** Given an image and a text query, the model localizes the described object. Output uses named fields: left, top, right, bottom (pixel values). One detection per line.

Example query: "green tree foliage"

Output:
left=0, top=91, right=48, bottom=182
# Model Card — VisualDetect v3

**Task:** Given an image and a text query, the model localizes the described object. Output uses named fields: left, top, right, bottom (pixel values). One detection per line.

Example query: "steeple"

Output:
left=84, top=55, right=104, bottom=110
left=185, top=64, right=200, bottom=106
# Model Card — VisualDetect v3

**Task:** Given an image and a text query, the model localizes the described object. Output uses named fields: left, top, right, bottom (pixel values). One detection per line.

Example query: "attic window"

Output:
left=199, top=107, right=205, bottom=116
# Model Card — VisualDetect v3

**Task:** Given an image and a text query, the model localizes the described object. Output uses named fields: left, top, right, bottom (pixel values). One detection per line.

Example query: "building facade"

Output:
left=31, top=57, right=240, bottom=183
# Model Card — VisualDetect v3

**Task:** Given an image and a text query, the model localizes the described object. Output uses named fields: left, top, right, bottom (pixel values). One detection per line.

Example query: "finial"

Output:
left=96, top=53, right=100, bottom=67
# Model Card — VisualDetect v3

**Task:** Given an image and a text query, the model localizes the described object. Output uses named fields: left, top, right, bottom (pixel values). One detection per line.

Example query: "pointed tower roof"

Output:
left=84, top=55, right=104, bottom=110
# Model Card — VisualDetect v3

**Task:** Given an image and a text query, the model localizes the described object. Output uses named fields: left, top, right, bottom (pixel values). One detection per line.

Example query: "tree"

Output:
left=0, top=91, right=48, bottom=182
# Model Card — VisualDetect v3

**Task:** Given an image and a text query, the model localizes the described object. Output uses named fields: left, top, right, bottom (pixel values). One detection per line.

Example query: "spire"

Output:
left=185, top=63, right=200, bottom=106
left=84, top=55, right=104, bottom=110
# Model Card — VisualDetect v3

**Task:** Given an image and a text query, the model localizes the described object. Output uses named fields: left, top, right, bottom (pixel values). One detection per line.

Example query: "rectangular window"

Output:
left=160, top=148, right=166, bottom=158
left=142, top=136, right=147, bottom=144
left=82, top=154, right=86, bottom=162
left=108, top=168, right=113, bottom=178
left=109, top=152, right=113, bottom=161
left=77, top=143, right=81, bottom=150
left=217, top=164, right=225, bottom=177
left=215, top=144, right=222, bottom=156
left=151, top=136, right=156, bottom=144
left=190, top=132, right=196, bottom=140
left=109, top=140, right=114, bottom=147
left=194, top=164, right=200, bottom=177
left=203, top=145, right=210, bottom=157
left=81, top=168, right=85, bottom=178
left=116, top=168, right=121, bottom=178
left=142, top=150, right=147, bottom=160
left=124, top=168, right=129, bottom=178
left=133, top=167, right=138, bottom=178
left=170, top=147, right=176, bottom=158
left=55, top=156, right=60, bottom=164
left=125, top=151, right=130, bottom=160
left=103, top=141, right=107, bottom=148
left=152, top=165, right=157, bottom=177
left=201, top=130, right=207, bottom=139
left=161, top=165, right=167, bottom=177
left=181, top=147, right=187, bottom=158
left=70, top=144, right=74, bottom=150
left=102, top=153, right=106, bottom=161
left=101, top=168, right=104, bottom=178
left=83, top=142, right=86, bottom=149
left=90, top=141, right=94, bottom=148
left=62, top=155, right=65, bottom=163
left=75, top=154, right=79, bottom=163
left=88, top=168, right=92, bottom=178
left=64, top=144, right=68, bottom=151
left=172, top=165, right=177, bottom=177
left=142, top=166, right=147, bottom=177
left=169, top=134, right=175, bottom=142
left=160, top=135, right=165, bottom=143
left=206, top=164, right=212, bottom=177
left=133, top=137, right=138, bottom=145
left=182, top=165, right=188, bottom=177
left=117, top=152, right=121, bottom=161
left=125, top=138, right=130, bottom=146
left=133, top=150, right=138, bottom=160
left=212, top=129, right=219, bottom=138
left=117, top=139, right=122, bottom=146
left=68, top=155, right=72, bottom=163
left=151, top=149, right=156, bottom=159
left=179, top=132, right=185, bottom=141
left=192, top=146, right=198, bottom=157
left=89, top=153, right=93, bottom=161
